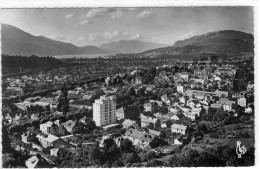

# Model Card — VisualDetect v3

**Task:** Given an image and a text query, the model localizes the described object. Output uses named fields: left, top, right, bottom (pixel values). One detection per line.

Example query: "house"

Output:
left=31, top=113, right=39, bottom=120
left=161, top=94, right=171, bottom=105
left=40, top=120, right=66, bottom=136
left=175, top=72, right=189, bottom=81
left=116, top=107, right=125, bottom=120
left=210, top=103, right=222, bottom=109
left=25, top=155, right=52, bottom=168
left=171, top=123, right=188, bottom=135
left=140, top=114, right=160, bottom=128
left=50, top=147, right=68, bottom=157
left=247, top=83, right=254, bottom=92
left=232, top=93, right=245, bottom=99
left=148, top=129, right=162, bottom=137
left=165, top=112, right=179, bottom=121
left=38, top=97, right=58, bottom=108
left=83, top=94, right=92, bottom=100
left=143, top=103, right=152, bottom=112
left=124, top=129, right=165, bottom=149
left=62, top=120, right=76, bottom=133
left=184, top=112, right=196, bottom=121
left=177, top=85, right=184, bottom=93
left=174, top=138, right=183, bottom=145
left=237, top=97, right=247, bottom=107
left=191, top=107, right=202, bottom=116
left=36, top=133, right=70, bottom=148
left=22, top=131, right=35, bottom=143
left=245, top=106, right=253, bottom=114
left=219, top=99, right=236, bottom=111
left=215, top=90, right=229, bottom=98
left=122, top=119, right=139, bottom=129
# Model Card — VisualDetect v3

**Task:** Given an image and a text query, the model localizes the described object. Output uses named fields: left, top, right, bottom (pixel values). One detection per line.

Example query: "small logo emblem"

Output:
left=236, top=141, right=247, bottom=158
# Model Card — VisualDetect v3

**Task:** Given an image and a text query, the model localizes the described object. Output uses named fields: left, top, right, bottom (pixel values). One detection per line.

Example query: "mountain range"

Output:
left=1, top=24, right=167, bottom=56
left=140, top=30, right=254, bottom=58
left=100, top=40, right=167, bottom=54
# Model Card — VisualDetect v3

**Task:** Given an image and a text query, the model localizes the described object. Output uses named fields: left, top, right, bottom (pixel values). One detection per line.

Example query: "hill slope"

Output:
left=100, top=40, right=168, bottom=54
left=1, top=24, right=115, bottom=56
left=140, top=30, right=254, bottom=58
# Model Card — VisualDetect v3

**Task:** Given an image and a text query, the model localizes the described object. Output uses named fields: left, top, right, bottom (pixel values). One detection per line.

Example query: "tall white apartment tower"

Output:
left=93, top=95, right=116, bottom=126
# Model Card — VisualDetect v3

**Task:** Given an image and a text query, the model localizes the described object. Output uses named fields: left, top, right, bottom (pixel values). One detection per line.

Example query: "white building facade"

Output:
left=93, top=95, right=116, bottom=126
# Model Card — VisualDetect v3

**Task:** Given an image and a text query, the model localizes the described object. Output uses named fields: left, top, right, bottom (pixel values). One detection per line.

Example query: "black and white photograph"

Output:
left=0, top=0, right=258, bottom=168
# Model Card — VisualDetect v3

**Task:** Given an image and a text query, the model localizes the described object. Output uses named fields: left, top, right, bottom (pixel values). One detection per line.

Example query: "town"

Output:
left=2, top=55, right=255, bottom=167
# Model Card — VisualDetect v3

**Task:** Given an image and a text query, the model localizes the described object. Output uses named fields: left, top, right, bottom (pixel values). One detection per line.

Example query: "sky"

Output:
left=1, top=7, right=254, bottom=46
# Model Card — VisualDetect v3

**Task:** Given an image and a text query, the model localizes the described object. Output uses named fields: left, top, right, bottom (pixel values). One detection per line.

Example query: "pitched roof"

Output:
left=116, top=107, right=124, bottom=114
left=125, top=129, right=155, bottom=143
left=25, top=155, right=51, bottom=168
left=63, top=120, right=76, bottom=129
left=171, top=123, right=187, bottom=130
left=39, top=97, right=55, bottom=104
left=210, top=103, right=222, bottom=109
left=143, top=103, right=152, bottom=108
left=148, top=129, right=161, bottom=136
left=141, top=115, right=158, bottom=124
left=219, top=99, right=235, bottom=106
left=122, top=119, right=137, bottom=127
left=36, top=134, right=59, bottom=143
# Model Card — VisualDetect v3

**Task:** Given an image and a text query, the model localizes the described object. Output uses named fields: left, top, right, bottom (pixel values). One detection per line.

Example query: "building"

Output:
left=219, top=99, right=236, bottom=111
left=124, top=128, right=164, bottom=149
left=175, top=72, right=189, bottom=81
left=184, top=112, right=196, bottom=121
left=62, top=120, right=76, bottom=133
left=40, top=120, right=65, bottom=136
left=93, top=95, right=116, bottom=126
left=36, top=133, right=70, bottom=148
left=237, top=97, right=247, bottom=107
left=143, top=103, right=152, bottom=112
left=245, top=106, right=253, bottom=114
left=140, top=114, right=160, bottom=128
left=161, top=94, right=171, bottom=105
left=210, top=103, right=222, bottom=109
left=25, top=155, right=52, bottom=168
left=216, top=68, right=235, bottom=76
left=115, top=107, right=125, bottom=120
left=214, top=90, right=229, bottom=98
left=122, top=119, right=139, bottom=129
left=50, top=148, right=68, bottom=157
left=22, top=131, right=35, bottom=143
left=177, top=85, right=184, bottom=93
left=171, top=124, right=188, bottom=135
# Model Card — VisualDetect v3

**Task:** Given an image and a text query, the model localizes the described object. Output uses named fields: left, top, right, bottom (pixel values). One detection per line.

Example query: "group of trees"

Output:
left=2, top=54, right=63, bottom=75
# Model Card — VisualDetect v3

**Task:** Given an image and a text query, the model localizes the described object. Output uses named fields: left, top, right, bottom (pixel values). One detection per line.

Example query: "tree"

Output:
left=136, top=87, right=145, bottom=97
left=127, top=87, right=136, bottom=96
left=122, top=152, right=140, bottom=165
left=120, top=139, right=134, bottom=153
left=88, top=147, right=102, bottom=165
left=107, top=144, right=120, bottom=160
left=61, top=105, right=69, bottom=113
left=2, top=153, right=17, bottom=168
left=86, top=120, right=96, bottom=131
left=2, top=124, right=13, bottom=153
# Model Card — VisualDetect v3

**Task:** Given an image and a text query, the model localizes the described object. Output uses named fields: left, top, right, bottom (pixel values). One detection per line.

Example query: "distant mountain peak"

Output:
left=1, top=24, right=116, bottom=56
left=100, top=40, right=168, bottom=54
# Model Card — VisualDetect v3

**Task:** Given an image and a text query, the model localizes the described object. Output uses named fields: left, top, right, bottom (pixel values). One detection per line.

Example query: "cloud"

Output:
left=151, top=36, right=174, bottom=45
left=81, top=8, right=135, bottom=20
left=80, top=19, right=93, bottom=25
left=89, top=30, right=146, bottom=44
left=65, top=14, right=73, bottom=19
left=48, top=35, right=67, bottom=41
left=137, top=10, right=152, bottom=18
left=178, top=31, right=196, bottom=40
left=48, top=34, right=85, bottom=46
